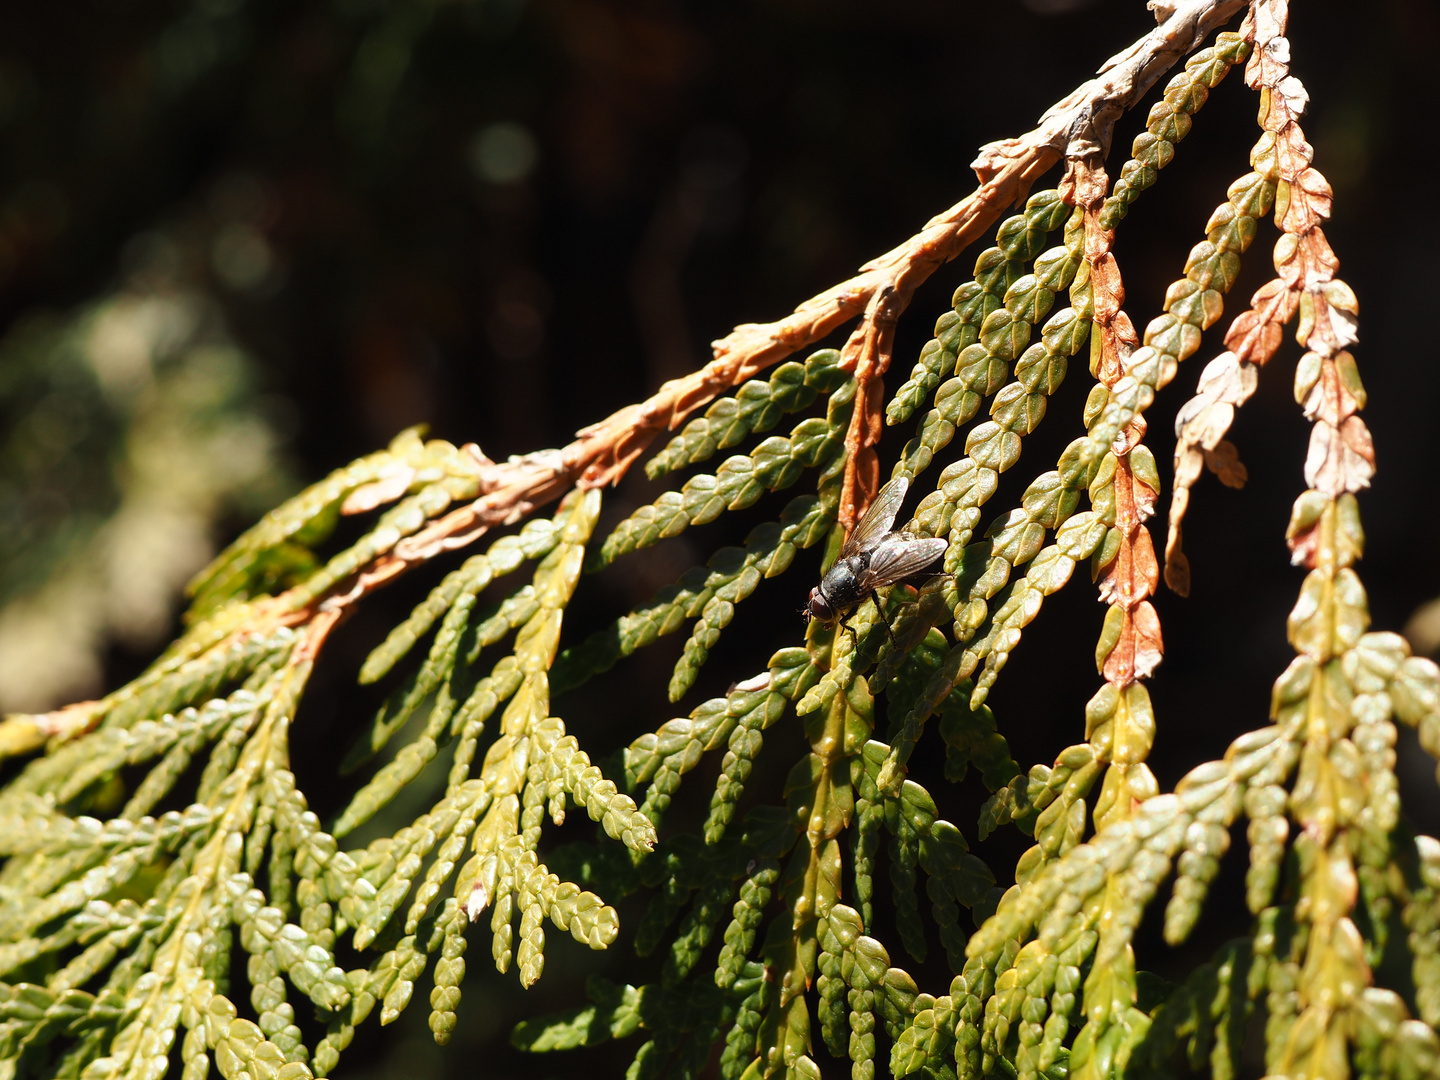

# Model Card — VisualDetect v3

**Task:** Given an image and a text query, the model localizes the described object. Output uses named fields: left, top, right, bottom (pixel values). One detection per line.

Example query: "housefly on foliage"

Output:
left=804, top=475, right=947, bottom=631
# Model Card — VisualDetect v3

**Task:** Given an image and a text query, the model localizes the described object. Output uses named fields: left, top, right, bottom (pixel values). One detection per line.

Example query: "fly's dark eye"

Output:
left=806, top=588, right=833, bottom=623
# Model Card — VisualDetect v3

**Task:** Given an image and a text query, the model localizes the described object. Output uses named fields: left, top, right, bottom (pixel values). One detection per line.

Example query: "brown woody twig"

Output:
left=362, top=0, right=1247, bottom=555
left=172, top=0, right=1256, bottom=677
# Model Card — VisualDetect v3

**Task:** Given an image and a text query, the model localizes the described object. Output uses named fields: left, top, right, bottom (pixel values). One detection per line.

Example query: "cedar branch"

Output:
left=2, top=0, right=1247, bottom=756
left=1164, top=0, right=1362, bottom=592
left=356, top=0, right=1247, bottom=568
left=1068, top=153, right=1163, bottom=688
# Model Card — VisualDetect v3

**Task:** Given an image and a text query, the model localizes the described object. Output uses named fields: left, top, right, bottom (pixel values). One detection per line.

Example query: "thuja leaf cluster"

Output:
left=0, top=2, right=1435, bottom=1079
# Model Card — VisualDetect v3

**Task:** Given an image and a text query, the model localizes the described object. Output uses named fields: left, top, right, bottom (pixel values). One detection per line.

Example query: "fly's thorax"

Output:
left=819, top=553, right=871, bottom=612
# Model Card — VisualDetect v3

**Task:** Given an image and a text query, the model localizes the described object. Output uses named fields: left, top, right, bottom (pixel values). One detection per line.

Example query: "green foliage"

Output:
left=0, top=9, right=1435, bottom=1080
left=0, top=290, right=295, bottom=715
left=643, top=350, right=852, bottom=482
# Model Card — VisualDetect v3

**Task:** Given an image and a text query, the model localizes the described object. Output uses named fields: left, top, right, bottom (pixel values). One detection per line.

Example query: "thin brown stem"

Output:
left=165, top=0, right=1250, bottom=682
left=365, top=0, right=1245, bottom=566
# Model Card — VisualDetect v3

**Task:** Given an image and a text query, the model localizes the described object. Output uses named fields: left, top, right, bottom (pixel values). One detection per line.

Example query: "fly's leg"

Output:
left=873, top=591, right=904, bottom=653
left=836, top=597, right=899, bottom=662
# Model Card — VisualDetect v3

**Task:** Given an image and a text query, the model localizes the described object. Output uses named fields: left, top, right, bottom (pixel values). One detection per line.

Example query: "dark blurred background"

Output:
left=0, top=0, right=1438, bottom=1076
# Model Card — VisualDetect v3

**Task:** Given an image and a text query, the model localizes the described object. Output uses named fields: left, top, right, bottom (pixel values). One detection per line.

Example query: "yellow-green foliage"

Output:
left=0, top=7, right=1436, bottom=1080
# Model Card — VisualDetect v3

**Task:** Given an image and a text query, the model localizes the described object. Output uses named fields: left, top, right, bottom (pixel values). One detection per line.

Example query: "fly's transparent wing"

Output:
left=840, top=475, right=909, bottom=559
left=855, top=534, right=947, bottom=592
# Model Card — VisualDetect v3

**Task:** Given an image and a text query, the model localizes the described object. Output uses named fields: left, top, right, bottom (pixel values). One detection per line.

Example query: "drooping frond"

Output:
left=0, top=4, right=1432, bottom=1080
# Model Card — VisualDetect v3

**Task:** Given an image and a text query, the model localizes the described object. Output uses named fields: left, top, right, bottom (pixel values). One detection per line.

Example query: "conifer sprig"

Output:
left=0, top=3, right=1431, bottom=1079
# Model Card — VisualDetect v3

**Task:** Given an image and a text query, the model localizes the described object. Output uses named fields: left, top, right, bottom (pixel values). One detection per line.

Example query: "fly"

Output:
left=804, top=475, right=947, bottom=630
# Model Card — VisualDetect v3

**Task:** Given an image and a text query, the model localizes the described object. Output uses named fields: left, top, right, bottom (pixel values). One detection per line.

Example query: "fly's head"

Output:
left=804, top=586, right=835, bottom=625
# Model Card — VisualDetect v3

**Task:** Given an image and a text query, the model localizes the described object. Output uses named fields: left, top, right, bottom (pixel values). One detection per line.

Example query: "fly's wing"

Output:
left=854, top=533, right=948, bottom=592
left=840, top=475, right=909, bottom=560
